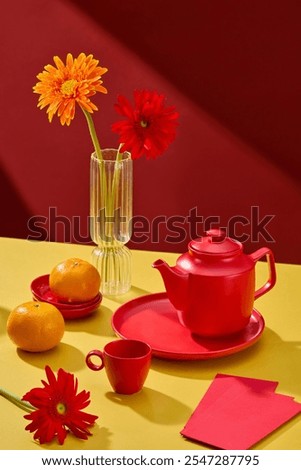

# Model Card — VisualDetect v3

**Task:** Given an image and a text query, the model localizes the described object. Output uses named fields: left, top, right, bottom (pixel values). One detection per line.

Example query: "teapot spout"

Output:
left=152, top=259, right=189, bottom=311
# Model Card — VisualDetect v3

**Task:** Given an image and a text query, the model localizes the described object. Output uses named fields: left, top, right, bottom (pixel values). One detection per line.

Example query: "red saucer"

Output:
left=31, top=274, right=102, bottom=319
left=112, top=293, right=265, bottom=360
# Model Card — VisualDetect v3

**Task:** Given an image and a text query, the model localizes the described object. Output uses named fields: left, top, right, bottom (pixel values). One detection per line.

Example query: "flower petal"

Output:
left=33, top=53, right=108, bottom=126
left=23, top=366, right=98, bottom=445
left=112, top=90, right=178, bottom=159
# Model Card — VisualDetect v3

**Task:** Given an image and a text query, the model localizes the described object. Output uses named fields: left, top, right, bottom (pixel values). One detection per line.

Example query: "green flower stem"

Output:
left=81, top=107, right=103, bottom=161
left=80, top=107, right=126, bottom=251
left=81, top=106, right=108, bottom=214
left=116, top=143, right=124, bottom=162
left=110, top=143, right=124, bottom=213
left=0, top=387, right=36, bottom=413
left=100, top=145, right=125, bottom=244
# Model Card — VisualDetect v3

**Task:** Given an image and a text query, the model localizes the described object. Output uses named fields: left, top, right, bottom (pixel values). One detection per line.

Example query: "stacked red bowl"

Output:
left=31, top=274, right=102, bottom=319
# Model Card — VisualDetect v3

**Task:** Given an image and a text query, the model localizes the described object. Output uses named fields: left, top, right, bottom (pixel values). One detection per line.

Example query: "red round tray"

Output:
left=112, top=293, right=265, bottom=360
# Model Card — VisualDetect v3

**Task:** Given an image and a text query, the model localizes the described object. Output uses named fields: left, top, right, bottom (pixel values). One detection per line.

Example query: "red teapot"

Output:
left=152, top=229, right=276, bottom=337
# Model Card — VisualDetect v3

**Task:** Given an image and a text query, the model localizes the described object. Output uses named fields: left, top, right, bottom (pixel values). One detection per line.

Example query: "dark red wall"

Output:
left=1, top=0, right=301, bottom=263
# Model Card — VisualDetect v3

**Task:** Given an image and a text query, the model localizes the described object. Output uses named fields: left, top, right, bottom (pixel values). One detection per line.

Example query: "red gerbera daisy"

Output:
left=112, top=90, right=179, bottom=159
left=22, top=366, right=98, bottom=445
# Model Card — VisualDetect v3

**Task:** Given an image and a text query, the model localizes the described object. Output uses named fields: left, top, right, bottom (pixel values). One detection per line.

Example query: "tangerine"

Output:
left=49, top=258, right=101, bottom=302
left=7, top=301, right=65, bottom=352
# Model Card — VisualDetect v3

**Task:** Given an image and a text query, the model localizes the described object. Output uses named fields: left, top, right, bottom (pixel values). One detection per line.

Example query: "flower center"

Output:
left=56, top=402, right=67, bottom=415
left=60, top=79, right=78, bottom=96
left=140, top=120, right=148, bottom=128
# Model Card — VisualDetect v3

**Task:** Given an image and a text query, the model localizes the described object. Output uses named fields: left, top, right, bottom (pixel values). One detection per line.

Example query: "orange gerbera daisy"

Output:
left=33, top=53, right=108, bottom=126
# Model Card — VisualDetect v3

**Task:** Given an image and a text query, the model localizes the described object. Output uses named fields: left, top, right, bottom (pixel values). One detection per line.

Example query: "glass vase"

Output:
left=90, top=149, right=133, bottom=295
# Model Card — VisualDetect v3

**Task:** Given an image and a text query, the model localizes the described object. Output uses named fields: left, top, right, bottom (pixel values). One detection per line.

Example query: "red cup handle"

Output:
left=250, top=247, right=276, bottom=300
left=85, top=349, right=105, bottom=371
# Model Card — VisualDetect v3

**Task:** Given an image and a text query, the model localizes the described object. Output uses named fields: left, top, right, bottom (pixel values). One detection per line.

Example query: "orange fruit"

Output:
left=7, top=301, right=65, bottom=352
left=49, top=258, right=101, bottom=302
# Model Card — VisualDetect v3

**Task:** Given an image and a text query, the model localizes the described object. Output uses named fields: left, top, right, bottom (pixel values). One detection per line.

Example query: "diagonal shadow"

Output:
left=68, top=0, right=301, bottom=183
left=0, top=162, right=32, bottom=239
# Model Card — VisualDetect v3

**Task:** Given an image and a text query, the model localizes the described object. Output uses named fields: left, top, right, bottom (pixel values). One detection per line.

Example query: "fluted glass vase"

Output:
left=90, top=149, right=133, bottom=295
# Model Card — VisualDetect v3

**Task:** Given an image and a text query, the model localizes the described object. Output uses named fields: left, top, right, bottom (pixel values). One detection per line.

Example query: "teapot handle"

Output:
left=250, top=247, right=276, bottom=299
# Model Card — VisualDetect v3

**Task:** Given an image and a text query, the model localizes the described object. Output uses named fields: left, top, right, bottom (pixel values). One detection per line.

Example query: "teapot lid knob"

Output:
left=205, top=229, right=226, bottom=242
left=189, top=229, right=242, bottom=256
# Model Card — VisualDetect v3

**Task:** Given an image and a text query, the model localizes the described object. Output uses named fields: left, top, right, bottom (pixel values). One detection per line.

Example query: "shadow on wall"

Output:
left=0, top=164, right=32, bottom=239
left=69, top=0, right=301, bottom=183
left=1, top=0, right=301, bottom=264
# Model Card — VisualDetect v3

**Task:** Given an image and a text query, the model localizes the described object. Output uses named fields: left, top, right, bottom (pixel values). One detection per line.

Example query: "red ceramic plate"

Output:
left=32, top=294, right=102, bottom=320
left=31, top=274, right=102, bottom=319
left=112, top=293, right=265, bottom=360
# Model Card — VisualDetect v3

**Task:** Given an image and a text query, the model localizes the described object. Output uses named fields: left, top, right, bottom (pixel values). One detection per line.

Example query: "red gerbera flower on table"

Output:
left=112, top=90, right=179, bottom=159
left=22, top=366, right=98, bottom=445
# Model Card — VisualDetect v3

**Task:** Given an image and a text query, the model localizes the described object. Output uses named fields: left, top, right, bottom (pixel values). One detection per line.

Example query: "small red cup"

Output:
left=86, top=339, right=152, bottom=394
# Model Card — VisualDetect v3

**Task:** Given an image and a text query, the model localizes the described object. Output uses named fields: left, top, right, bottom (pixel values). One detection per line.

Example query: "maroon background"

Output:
left=1, top=0, right=301, bottom=263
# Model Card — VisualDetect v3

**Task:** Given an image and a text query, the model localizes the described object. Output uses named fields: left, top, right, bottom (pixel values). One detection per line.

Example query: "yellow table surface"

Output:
left=0, top=237, right=300, bottom=451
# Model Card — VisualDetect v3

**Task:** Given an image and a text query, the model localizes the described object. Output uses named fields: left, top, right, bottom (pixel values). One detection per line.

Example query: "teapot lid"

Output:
left=189, top=229, right=242, bottom=257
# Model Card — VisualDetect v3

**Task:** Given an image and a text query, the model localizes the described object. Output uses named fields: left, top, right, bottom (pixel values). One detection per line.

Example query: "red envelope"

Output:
left=181, top=374, right=301, bottom=449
